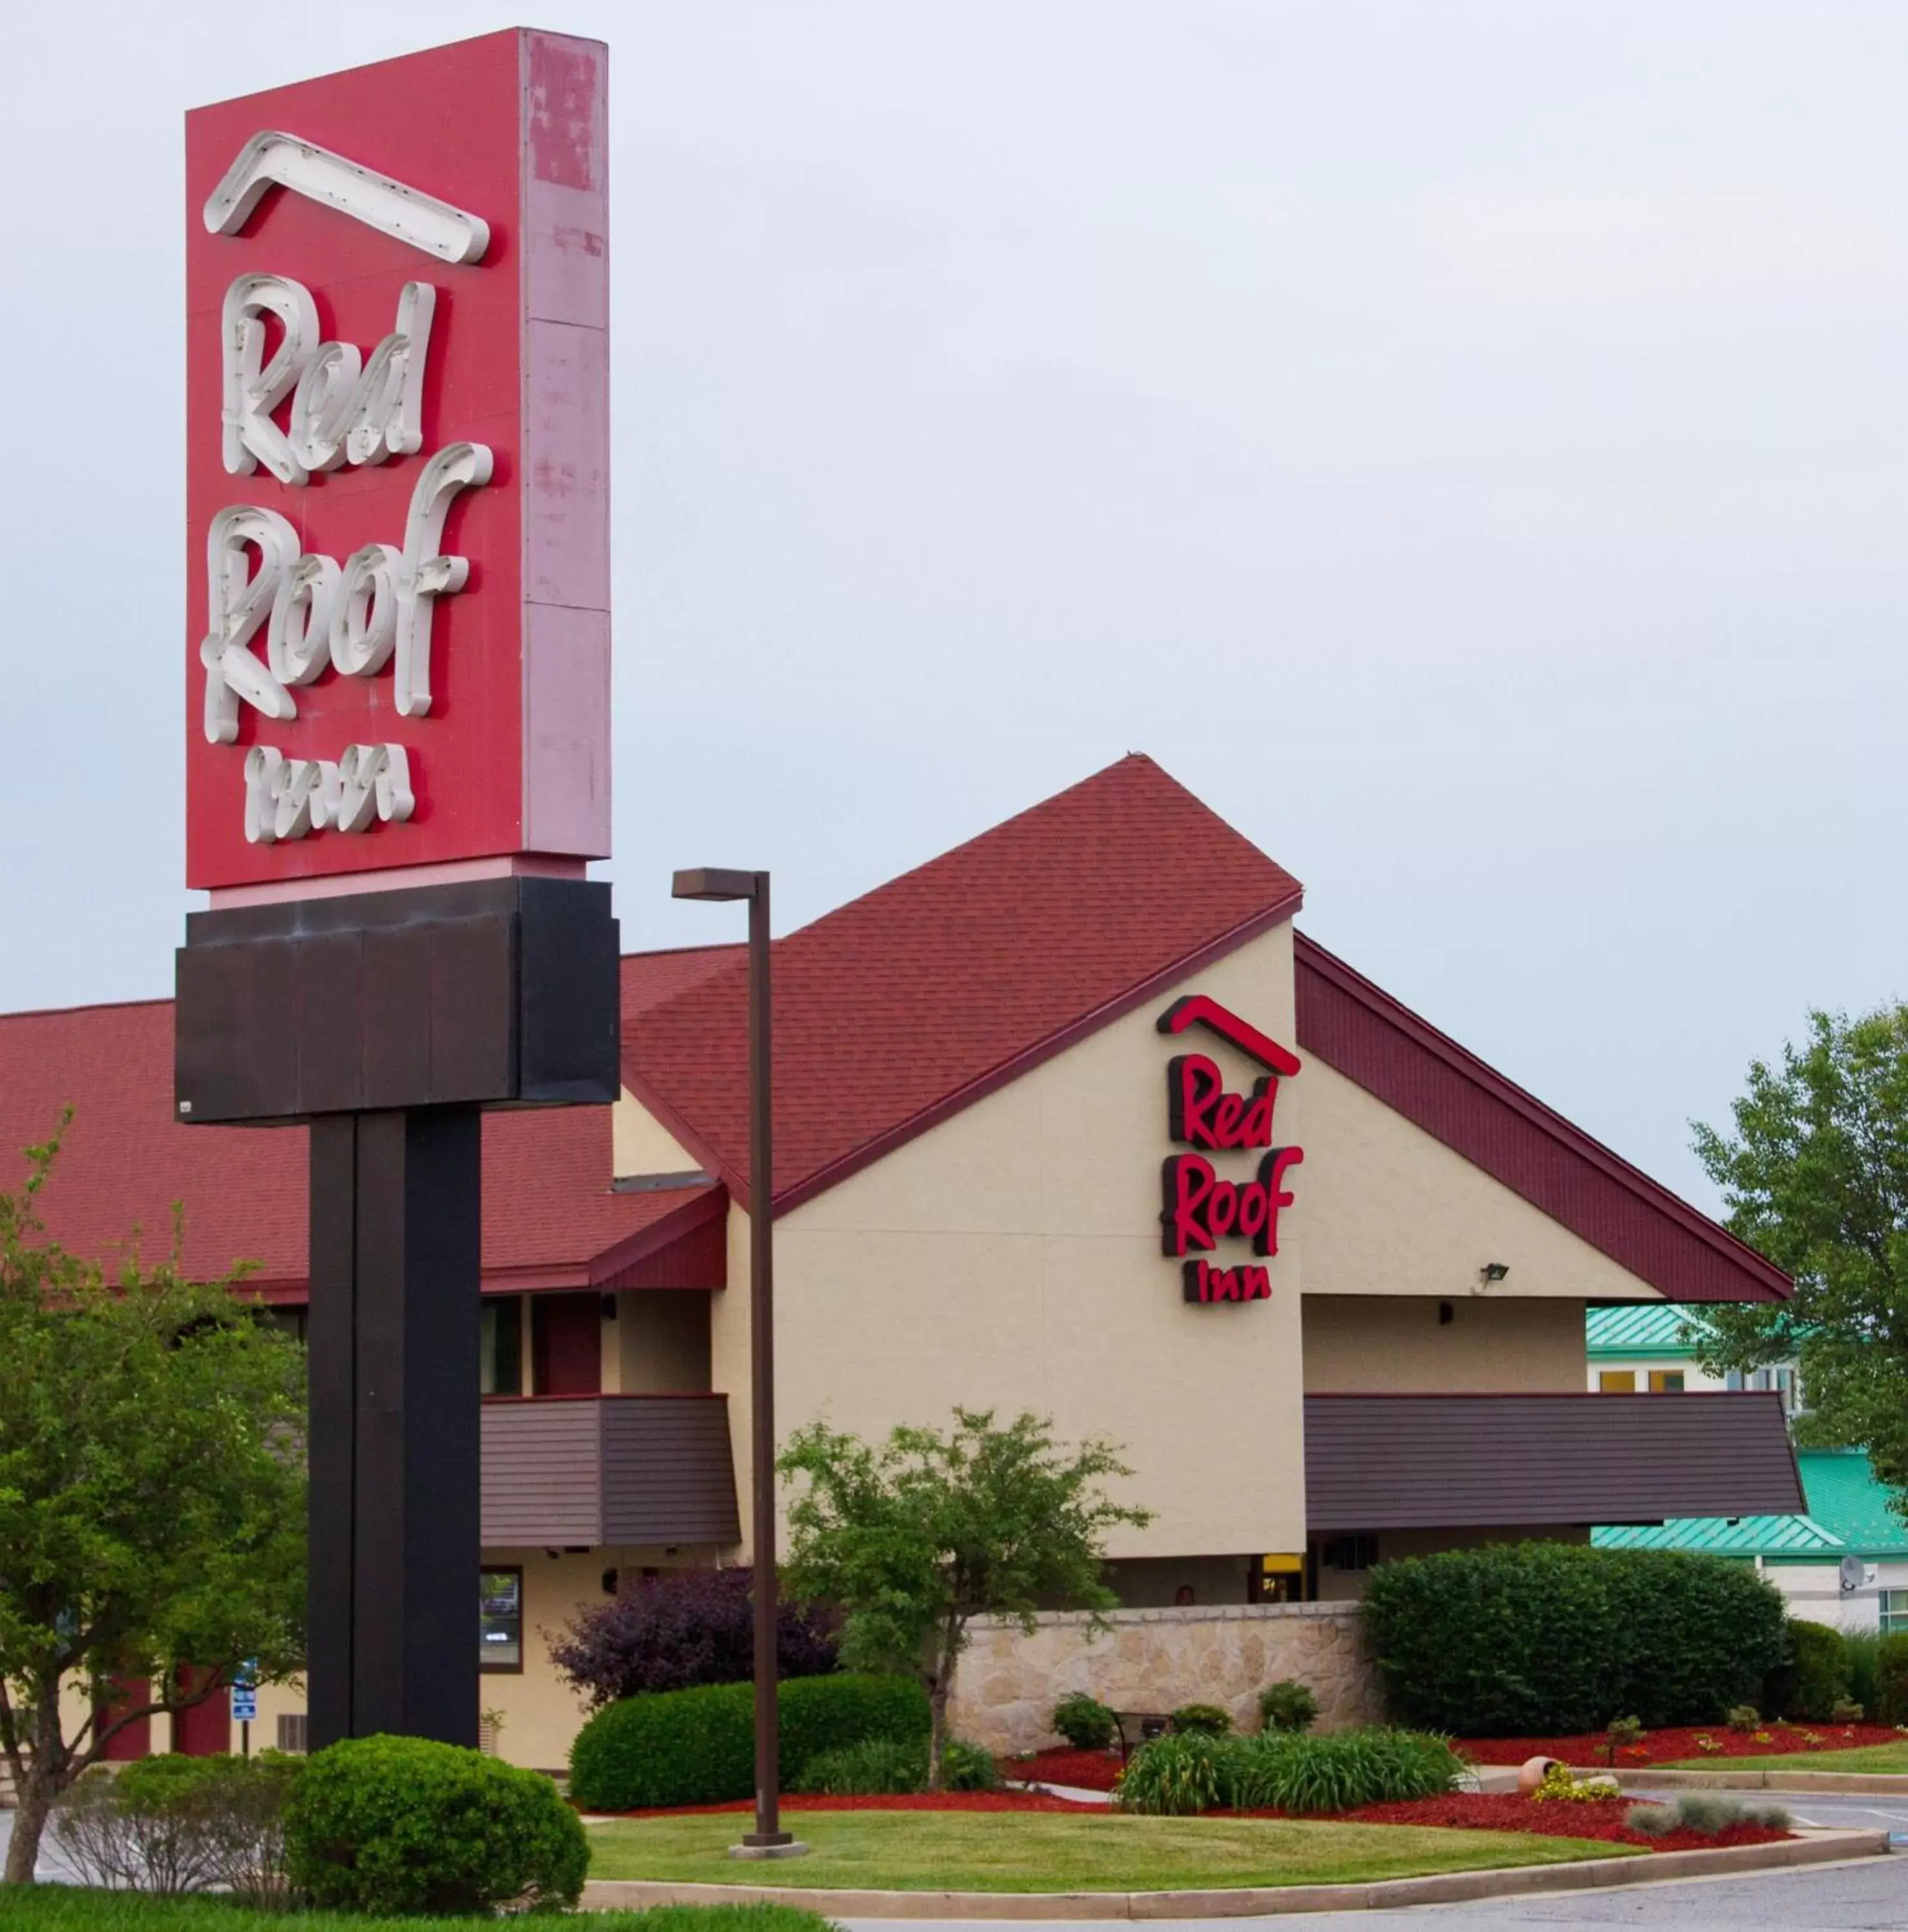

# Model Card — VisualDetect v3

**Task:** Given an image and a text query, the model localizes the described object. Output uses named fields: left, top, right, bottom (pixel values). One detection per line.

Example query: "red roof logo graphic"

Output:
left=1156, top=994, right=1302, bottom=1078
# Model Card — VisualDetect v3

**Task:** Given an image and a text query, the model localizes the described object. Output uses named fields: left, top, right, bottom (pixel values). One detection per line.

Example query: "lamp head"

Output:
left=672, top=867, right=759, bottom=903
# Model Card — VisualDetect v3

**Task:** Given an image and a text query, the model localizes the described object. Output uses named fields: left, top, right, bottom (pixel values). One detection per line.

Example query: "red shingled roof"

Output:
left=623, top=754, right=1306, bottom=1212
left=0, top=999, right=707, bottom=1300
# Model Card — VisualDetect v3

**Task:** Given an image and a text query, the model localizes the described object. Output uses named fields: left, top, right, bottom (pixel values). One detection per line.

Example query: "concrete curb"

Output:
left=580, top=1825, right=1886, bottom=1919
left=1604, top=1765, right=1908, bottom=1795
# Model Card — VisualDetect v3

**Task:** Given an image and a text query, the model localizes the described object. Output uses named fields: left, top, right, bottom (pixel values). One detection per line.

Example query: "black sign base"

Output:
left=174, top=877, right=618, bottom=1752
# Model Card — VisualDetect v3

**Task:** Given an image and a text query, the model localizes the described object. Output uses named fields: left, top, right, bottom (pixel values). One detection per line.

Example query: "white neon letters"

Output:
left=243, top=743, right=415, bottom=845
left=202, top=140, right=493, bottom=851
left=204, top=131, right=490, bottom=266
left=201, top=441, right=491, bottom=748
left=222, top=275, right=435, bottom=482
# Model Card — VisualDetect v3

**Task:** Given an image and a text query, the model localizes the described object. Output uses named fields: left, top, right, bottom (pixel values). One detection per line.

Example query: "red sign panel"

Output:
left=1156, top=996, right=1304, bottom=1305
left=184, top=30, right=610, bottom=892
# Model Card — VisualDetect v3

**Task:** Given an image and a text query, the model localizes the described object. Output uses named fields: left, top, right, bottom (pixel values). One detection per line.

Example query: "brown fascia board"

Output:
left=621, top=889, right=1304, bottom=1220
left=1294, top=933, right=1791, bottom=1304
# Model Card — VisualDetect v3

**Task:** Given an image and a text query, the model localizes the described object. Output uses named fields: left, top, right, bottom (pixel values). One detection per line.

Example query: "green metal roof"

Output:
left=1586, top=1303, right=1714, bottom=1358
left=1594, top=1449, right=1908, bottom=1560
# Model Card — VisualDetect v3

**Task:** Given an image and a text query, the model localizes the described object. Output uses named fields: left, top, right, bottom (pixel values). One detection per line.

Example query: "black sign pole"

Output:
left=177, top=877, right=619, bottom=1752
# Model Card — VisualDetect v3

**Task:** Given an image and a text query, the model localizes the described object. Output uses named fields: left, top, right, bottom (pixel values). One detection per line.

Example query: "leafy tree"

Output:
left=1692, top=1005, right=1908, bottom=1504
left=0, top=1124, right=306, bottom=1883
left=778, top=1408, right=1150, bottom=1789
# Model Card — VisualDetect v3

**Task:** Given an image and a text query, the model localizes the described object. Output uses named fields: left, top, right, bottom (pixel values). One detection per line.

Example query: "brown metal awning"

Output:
left=1304, top=1392, right=1804, bottom=1532
left=481, top=1394, right=740, bottom=1548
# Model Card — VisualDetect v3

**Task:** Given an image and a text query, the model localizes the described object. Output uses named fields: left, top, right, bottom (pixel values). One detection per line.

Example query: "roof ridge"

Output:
left=1294, top=931, right=1790, bottom=1300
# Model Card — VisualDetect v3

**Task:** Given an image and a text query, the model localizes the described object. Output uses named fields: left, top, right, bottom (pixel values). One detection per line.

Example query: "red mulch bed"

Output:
left=1003, top=1747, right=1125, bottom=1791
left=587, top=1790, right=1104, bottom=1819
left=589, top=1786, right=1790, bottom=1853
left=1294, top=1792, right=1789, bottom=1852
left=1460, top=1721, right=1903, bottom=1766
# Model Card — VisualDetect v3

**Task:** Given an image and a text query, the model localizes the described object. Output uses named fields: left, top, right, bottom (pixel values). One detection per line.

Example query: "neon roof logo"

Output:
left=203, top=131, right=490, bottom=265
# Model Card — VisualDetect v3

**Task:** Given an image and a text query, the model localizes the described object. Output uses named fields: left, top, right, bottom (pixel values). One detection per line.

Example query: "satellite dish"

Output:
left=1840, top=1555, right=1866, bottom=1594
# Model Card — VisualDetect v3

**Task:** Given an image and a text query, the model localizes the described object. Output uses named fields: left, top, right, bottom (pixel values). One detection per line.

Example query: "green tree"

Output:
left=1692, top=1005, right=1908, bottom=1502
left=0, top=1125, right=306, bottom=1883
left=778, top=1408, right=1150, bottom=1790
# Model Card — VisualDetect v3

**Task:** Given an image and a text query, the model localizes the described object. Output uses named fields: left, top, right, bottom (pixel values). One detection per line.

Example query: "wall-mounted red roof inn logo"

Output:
left=1158, top=996, right=1304, bottom=1305
left=184, top=31, right=610, bottom=891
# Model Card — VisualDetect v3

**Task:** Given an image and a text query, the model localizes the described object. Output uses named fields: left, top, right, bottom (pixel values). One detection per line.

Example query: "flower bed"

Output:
left=1302, top=1793, right=1789, bottom=1853
left=1460, top=1721, right=1903, bottom=1766
left=1003, top=1747, right=1123, bottom=1791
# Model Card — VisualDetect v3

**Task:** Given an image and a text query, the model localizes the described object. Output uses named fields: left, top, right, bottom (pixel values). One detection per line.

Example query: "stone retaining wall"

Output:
left=947, top=1602, right=1380, bottom=1756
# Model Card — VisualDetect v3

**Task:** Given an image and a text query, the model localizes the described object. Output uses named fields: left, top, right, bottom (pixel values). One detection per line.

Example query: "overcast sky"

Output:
left=3, top=1, right=1904, bottom=1209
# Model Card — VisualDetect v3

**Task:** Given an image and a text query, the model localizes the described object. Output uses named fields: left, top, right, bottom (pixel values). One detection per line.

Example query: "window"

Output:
left=1324, top=1534, right=1377, bottom=1572
left=1598, top=1371, right=1636, bottom=1394
left=481, top=1297, right=522, bottom=1396
left=479, top=1568, right=523, bottom=1672
left=1882, top=1591, right=1908, bottom=1638
left=1648, top=1371, right=1685, bottom=1394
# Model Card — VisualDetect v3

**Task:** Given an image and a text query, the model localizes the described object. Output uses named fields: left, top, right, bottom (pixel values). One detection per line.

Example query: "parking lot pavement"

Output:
left=0, top=1808, right=84, bottom=1882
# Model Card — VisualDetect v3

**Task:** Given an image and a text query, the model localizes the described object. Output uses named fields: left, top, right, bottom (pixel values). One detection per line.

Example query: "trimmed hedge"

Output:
left=285, top=1734, right=586, bottom=1915
left=1362, top=1542, right=1786, bottom=1734
left=1876, top=1632, right=1908, bottom=1724
left=1767, top=1618, right=1849, bottom=1721
left=569, top=1672, right=928, bottom=1811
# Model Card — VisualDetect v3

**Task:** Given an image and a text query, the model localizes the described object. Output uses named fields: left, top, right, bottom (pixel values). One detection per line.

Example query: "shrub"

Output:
left=794, top=1735, right=999, bottom=1795
left=1767, top=1618, right=1849, bottom=1721
left=1532, top=1763, right=1620, bottom=1802
left=1227, top=1728, right=1464, bottom=1815
left=1172, top=1702, right=1232, bottom=1737
left=795, top=1738, right=924, bottom=1795
left=1875, top=1632, right=1908, bottom=1724
left=1051, top=1692, right=1118, bottom=1751
left=1632, top=1792, right=1793, bottom=1835
left=285, top=1734, right=586, bottom=1915
left=1625, top=1801, right=1678, bottom=1838
left=1362, top=1542, right=1786, bottom=1735
left=1118, top=1727, right=1462, bottom=1817
left=549, top=1566, right=839, bottom=1708
left=1114, top=1732, right=1226, bottom=1815
left=51, top=1753, right=301, bottom=1901
left=1259, top=1681, right=1319, bottom=1734
left=1846, top=1630, right=1881, bottom=1718
left=1832, top=1696, right=1866, bottom=1723
left=1726, top=1703, right=1760, bottom=1732
left=569, top=1672, right=929, bottom=1811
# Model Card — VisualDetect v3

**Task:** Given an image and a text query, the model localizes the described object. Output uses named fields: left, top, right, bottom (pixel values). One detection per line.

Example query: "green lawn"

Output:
left=587, top=1810, right=1638, bottom=1893
left=0, top=1893, right=823, bottom=1932
left=1660, top=1741, right=1908, bottom=1774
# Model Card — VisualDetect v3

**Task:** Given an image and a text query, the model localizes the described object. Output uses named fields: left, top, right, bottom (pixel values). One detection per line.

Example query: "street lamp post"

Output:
left=670, top=867, right=801, bottom=1859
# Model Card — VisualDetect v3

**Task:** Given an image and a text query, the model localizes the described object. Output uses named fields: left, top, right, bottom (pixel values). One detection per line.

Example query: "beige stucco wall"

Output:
left=1299, top=1056, right=1668, bottom=1302
left=719, top=921, right=1306, bottom=1566
left=618, top=1290, right=713, bottom=1393
left=612, top=1086, right=701, bottom=1179
left=477, top=1548, right=732, bottom=1770
left=948, top=1603, right=1379, bottom=1755
left=1306, top=1294, right=1585, bottom=1392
